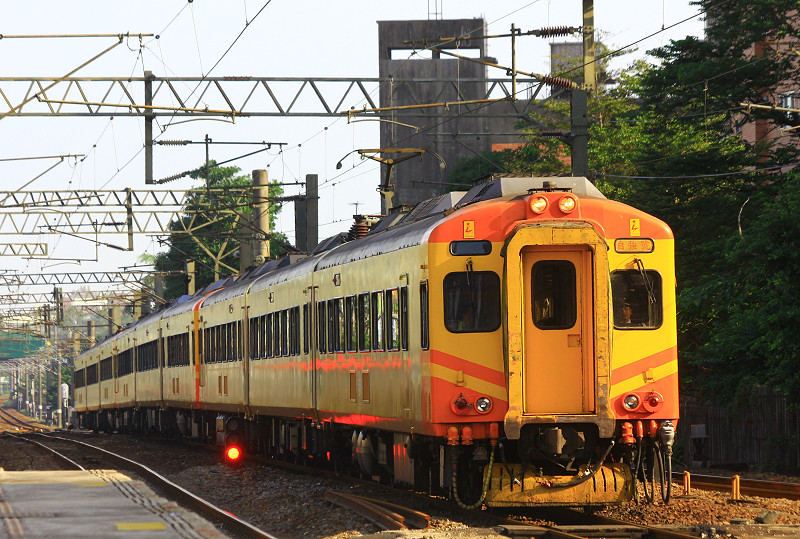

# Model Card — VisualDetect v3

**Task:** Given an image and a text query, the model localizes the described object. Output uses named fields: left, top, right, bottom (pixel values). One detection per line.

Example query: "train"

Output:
left=73, top=176, right=678, bottom=507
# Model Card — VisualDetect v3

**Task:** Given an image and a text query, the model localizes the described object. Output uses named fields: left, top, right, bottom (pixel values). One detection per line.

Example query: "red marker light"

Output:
left=226, top=446, right=241, bottom=461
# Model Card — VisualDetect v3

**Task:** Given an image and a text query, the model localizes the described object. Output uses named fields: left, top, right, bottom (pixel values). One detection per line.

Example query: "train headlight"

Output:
left=623, top=394, right=640, bottom=411
left=529, top=195, right=548, bottom=214
left=558, top=195, right=577, bottom=213
left=475, top=397, right=492, bottom=413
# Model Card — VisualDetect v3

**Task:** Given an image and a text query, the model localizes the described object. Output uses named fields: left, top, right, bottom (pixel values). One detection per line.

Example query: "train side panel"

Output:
left=312, top=246, right=426, bottom=432
left=161, top=309, right=194, bottom=410
left=198, top=296, right=247, bottom=412
left=247, top=272, right=316, bottom=416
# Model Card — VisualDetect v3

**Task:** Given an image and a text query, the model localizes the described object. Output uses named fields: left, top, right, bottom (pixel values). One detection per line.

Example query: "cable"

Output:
left=596, top=161, right=798, bottom=180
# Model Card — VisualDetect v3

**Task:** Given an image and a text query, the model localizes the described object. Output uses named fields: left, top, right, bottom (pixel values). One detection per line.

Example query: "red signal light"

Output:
left=226, top=446, right=242, bottom=461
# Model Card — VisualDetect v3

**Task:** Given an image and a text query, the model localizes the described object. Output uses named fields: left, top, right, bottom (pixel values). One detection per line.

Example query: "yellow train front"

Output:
left=416, top=176, right=678, bottom=507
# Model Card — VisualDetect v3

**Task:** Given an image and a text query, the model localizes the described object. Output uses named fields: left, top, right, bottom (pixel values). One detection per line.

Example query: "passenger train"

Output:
left=73, top=176, right=678, bottom=507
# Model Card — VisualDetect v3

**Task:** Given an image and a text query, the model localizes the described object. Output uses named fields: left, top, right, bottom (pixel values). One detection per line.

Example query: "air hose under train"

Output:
left=452, top=446, right=496, bottom=510
left=542, top=439, right=616, bottom=489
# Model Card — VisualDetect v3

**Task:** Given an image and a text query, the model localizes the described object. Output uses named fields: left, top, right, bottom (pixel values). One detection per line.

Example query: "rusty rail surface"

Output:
left=324, top=490, right=430, bottom=531
left=0, top=406, right=44, bottom=432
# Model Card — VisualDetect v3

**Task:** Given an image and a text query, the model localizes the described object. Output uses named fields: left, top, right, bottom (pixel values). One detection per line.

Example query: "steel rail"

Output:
left=35, top=433, right=279, bottom=539
left=4, top=432, right=85, bottom=470
left=0, top=407, right=42, bottom=432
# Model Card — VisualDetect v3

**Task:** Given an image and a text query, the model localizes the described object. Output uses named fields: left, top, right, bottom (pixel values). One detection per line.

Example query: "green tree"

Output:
left=447, top=142, right=567, bottom=189
left=153, top=163, right=289, bottom=300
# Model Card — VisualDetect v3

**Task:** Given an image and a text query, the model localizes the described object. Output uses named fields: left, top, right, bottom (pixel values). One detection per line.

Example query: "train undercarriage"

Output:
left=77, top=407, right=674, bottom=507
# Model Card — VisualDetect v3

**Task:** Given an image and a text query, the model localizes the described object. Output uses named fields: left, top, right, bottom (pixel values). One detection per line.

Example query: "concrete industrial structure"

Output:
left=377, top=18, right=542, bottom=212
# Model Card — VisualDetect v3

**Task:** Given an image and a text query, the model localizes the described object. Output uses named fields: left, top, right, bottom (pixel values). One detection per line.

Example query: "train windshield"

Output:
left=444, top=271, right=501, bottom=333
left=611, top=268, right=663, bottom=329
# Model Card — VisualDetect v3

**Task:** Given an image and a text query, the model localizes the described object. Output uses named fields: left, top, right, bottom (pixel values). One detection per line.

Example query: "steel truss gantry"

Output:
left=0, top=187, right=253, bottom=243
left=0, top=76, right=540, bottom=119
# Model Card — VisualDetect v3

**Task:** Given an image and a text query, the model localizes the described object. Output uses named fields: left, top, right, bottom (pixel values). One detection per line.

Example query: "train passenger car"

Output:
left=77, top=336, right=114, bottom=429
left=74, top=176, right=678, bottom=507
left=112, top=322, right=137, bottom=414
left=246, top=256, right=318, bottom=420
left=198, top=283, right=248, bottom=413
left=159, top=297, right=198, bottom=414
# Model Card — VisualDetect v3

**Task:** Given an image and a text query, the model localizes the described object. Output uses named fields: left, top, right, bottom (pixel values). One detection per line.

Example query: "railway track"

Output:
left=13, top=428, right=800, bottom=537
left=0, top=406, right=43, bottom=432
left=8, top=432, right=279, bottom=539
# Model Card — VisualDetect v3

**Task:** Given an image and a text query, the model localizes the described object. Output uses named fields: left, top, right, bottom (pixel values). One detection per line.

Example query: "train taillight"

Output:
left=226, top=446, right=242, bottom=462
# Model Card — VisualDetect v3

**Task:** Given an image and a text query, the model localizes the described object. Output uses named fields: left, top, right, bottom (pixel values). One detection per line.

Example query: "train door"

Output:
left=521, top=247, right=595, bottom=415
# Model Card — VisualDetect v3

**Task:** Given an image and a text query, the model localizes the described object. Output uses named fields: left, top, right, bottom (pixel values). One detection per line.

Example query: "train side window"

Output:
left=249, top=318, right=257, bottom=360
left=290, top=307, right=300, bottom=355
left=444, top=271, right=501, bottom=333
left=266, top=314, right=273, bottom=358
left=236, top=320, right=242, bottom=361
left=100, top=357, right=112, bottom=381
left=303, top=303, right=310, bottom=354
left=386, top=289, right=400, bottom=351
left=317, top=301, right=327, bottom=353
left=400, top=286, right=409, bottom=351
left=86, top=363, right=98, bottom=385
left=281, top=310, right=289, bottom=356
left=346, top=296, right=357, bottom=352
left=327, top=299, right=336, bottom=352
left=273, top=314, right=281, bottom=358
left=531, top=261, right=577, bottom=330
left=358, top=293, right=371, bottom=351
left=371, top=291, right=384, bottom=351
left=259, top=314, right=267, bottom=358
left=74, top=368, right=85, bottom=388
left=420, top=281, right=429, bottom=350
left=611, top=269, right=663, bottom=329
left=208, top=327, right=216, bottom=363
left=335, top=298, right=345, bottom=352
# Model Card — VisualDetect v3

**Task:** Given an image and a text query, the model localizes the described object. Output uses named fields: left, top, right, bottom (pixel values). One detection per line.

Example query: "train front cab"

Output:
left=494, top=219, right=629, bottom=506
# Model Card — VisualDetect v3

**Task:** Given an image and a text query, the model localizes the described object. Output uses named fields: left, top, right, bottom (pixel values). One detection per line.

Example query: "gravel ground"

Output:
left=4, top=428, right=800, bottom=538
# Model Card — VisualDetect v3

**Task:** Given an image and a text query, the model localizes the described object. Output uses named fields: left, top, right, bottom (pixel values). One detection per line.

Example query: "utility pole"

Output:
left=571, top=90, right=589, bottom=177
left=252, top=169, right=270, bottom=265
left=295, top=174, right=319, bottom=252
left=56, top=324, right=62, bottom=428
left=144, top=71, right=154, bottom=184
left=582, top=0, right=596, bottom=91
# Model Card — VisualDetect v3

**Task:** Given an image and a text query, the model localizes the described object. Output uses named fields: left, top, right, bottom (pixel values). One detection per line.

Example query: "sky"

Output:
left=0, top=0, right=705, bottom=303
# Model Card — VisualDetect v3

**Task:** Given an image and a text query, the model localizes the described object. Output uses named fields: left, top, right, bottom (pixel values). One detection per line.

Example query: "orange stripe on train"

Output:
left=611, top=346, right=677, bottom=384
left=430, top=349, right=507, bottom=388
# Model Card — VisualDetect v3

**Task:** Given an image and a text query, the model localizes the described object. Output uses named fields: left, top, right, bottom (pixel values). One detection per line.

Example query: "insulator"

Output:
left=156, top=140, right=191, bottom=146
left=534, top=26, right=579, bottom=38
left=156, top=172, right=186, bottom=184
left=347, top=220, right=370, bottom=241
left=541, top=74, right=576, bottom=90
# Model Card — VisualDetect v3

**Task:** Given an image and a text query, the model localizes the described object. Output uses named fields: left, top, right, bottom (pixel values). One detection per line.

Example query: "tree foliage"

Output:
left=153, top=164, right=289, bottom=300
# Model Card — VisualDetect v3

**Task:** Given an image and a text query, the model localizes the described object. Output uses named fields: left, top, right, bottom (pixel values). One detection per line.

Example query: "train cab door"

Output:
left=521, top=247, right=595, bottom=415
